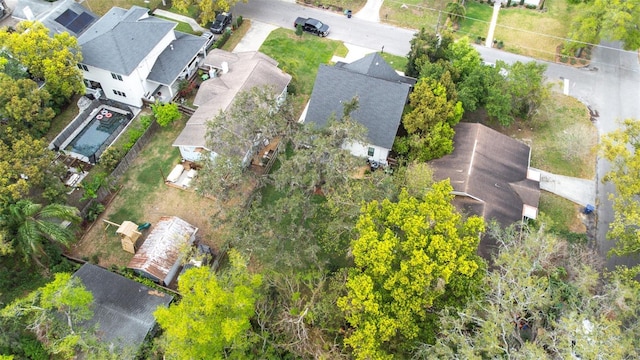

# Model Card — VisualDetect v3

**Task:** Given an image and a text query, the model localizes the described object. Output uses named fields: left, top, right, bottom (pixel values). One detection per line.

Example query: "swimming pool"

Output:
left=64, top=106, right=132, bottom=163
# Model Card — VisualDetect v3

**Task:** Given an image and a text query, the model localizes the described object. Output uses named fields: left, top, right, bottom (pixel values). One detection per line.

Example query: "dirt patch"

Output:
left=70, top=185, right=224, bottom=268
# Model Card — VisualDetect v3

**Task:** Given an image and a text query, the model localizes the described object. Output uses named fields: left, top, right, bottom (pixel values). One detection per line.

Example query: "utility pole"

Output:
left=435, top=10, right=442, bottom=34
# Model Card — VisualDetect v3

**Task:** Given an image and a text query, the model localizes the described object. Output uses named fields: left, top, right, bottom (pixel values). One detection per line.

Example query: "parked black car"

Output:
left=210, top=12, right=232, bottom=34
left=294, top=17, right=330, bottom=37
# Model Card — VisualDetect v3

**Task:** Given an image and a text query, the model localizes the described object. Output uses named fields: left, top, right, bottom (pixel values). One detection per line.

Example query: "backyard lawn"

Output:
left=69, top=116, right=226, bottom=268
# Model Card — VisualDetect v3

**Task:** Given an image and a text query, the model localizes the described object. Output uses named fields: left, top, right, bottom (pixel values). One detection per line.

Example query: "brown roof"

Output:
left=127, top=216, right=198, bottom=285
left=430, top=122, right=540, bottom=227
left=173, top=50, right=291, bottom=152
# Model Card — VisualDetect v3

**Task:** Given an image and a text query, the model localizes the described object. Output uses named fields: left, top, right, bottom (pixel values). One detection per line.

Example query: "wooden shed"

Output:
left=116, top=221, right=142, bottom=254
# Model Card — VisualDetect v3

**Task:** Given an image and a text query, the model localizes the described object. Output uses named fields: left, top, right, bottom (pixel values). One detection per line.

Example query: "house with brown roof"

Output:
left=172, top=49, right=292, bottom=164
left=127, top=216, right=198, bottom=287
left=429, top=122, right=540, bottom=257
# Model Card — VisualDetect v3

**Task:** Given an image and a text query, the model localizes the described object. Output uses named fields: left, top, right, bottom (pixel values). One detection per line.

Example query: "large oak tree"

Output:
left=0, top=21, right=84, bottom=104
left=338, top=180, right=485, bottom=359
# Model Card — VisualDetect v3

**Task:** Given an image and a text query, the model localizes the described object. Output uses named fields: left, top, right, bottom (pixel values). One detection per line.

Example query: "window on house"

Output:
left=112, top=89, right=126, bottom=97
left=367, top=147, right=375, bottom=157
left=111, top=72, right=123, bottom=81
left=77, top=63, right=88, bottom=71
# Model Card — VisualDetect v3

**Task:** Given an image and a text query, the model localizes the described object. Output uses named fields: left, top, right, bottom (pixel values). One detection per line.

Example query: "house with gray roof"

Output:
left=429, top=122, right=541, bottom=257
left=173, top=49, right=291, bottom=163
left=303, top=53, right=415, bottom=165
left=73, top=263, right=173, bottom=356
left=76, top=6, right=207, bottom=107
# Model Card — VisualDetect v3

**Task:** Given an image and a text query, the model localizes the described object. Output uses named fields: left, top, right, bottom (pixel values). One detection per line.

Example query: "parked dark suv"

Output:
left=210, top=12, right=232, bottom=34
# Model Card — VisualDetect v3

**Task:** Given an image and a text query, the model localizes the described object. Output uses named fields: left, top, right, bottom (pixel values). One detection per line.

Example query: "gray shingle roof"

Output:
left=73, top=263, right=173, bottom=351
left=78, top=6, right=176, bottom=75
left=304, top=53, right=414, bottom=149
left=147, top=31, right=207, bottom=85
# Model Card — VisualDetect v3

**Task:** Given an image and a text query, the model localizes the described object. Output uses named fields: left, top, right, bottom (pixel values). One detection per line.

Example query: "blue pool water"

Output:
left=66, top=107, right=129, bottom=159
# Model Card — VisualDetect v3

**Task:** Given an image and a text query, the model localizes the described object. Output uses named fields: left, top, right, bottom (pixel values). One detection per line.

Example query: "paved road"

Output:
left=232, top=0, right=414, bottom=56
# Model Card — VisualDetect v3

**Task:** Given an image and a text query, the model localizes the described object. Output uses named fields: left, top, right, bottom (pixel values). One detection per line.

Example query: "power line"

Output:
left=384, top=0, right=638, bottom=56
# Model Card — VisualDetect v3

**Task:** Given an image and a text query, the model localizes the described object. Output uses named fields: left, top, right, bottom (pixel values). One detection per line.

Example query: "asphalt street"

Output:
left=232, top=0, right=640, bottom=269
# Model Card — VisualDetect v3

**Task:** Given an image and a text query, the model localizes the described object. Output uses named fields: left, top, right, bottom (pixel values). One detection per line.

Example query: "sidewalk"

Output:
left=153, top=9, right=207, bottom=33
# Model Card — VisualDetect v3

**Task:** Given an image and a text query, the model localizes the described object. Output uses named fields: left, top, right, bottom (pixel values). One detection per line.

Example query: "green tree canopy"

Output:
left=0, top=73, right=55, bottom=140
left=395, top=77, right=463, bottom=161
left=0, top=273, right=94, bottom=358
left=0, top=134, right=67, bottom=205
left=338, top=180, right=485, bottom=359
left=406, top=29, right=455, bottom=78
left=0, top=21, right=84, bottom=104
left=566, top=0, right=640, bottom=52
left=421, top=224, right=640, bottom=359
left=154, top=250, right=262, bottom=359
left=0, top=200, right=81, bottom=266
left=445, top=1, right=466, bottom=26
left=600, top=119, right=640, bottom=255
left=171, top=0, right=246, bottom=25
left=485, top=60, right=549, bottom=126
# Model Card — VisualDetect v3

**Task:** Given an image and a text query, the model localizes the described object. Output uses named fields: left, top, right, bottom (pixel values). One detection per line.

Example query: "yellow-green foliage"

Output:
left=338, top=180, right=485, bottom=359
left=154, top=250, right=262, bottom=359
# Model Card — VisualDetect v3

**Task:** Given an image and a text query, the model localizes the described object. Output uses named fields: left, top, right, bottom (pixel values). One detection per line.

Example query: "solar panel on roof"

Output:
left=54, top=9, right=78, bottom=27
left=67, top=12, right=95, bottom=34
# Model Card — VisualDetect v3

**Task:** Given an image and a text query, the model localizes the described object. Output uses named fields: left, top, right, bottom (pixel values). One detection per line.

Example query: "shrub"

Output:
left=151, top=102, right=181, bottom=127
left=85, top=202, right=105, bottom=222
left=99, top=146, right=124, bottom=172
left=140, top=114, right=153, bottom=129
left=236, top=15, right=243, bottom=27
left=570, top=58, right=577, bottom=65
left=520, top=0, right=525, bottom=4
left=124, top=126, right=145, bottom=150
left=213, top=29, right=231, bottom=49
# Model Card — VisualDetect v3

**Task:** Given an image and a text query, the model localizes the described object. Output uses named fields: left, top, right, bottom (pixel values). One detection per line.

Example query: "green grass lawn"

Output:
left=528, top=93, right=596, bottom=179
left=538, top=192, right=585, bottom=235
left=260, top=29, right=345, bottom=97
left=493, top=0, right=573, bottom=60
left=457, top=2, right=492, bottom=42
left=84, top=0, right=164, bottom=16
left=153, top=15, right=201, bottom=35
left=379, top=52, right=409, bottom=73
left=381, top=0, right=445, bottom=30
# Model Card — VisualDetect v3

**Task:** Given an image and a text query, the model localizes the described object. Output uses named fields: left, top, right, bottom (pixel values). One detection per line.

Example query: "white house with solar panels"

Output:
left=75, top=6, right=207, bottom=107
left=20, top=1, right=208, bottom=108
